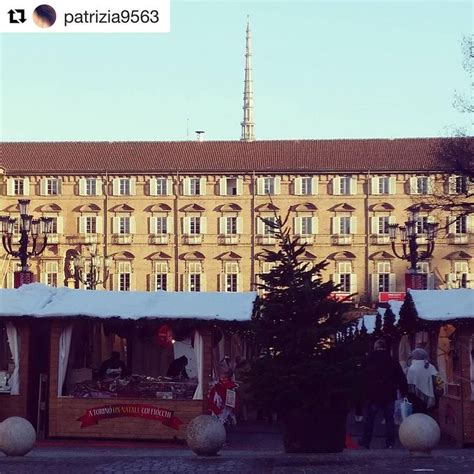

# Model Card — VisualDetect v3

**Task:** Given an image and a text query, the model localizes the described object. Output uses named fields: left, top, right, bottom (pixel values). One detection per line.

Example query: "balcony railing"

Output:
left=218, top=234, right=239, bottom=245
left=112, top=234, right=133, bottom=244
left=332, top=234, right=352, bottom=245
left=182, top=234, right=203, bottom=245
left=451, top=233, right=468, bottom=245
left=296, top=234, right=314, bottom=245
left=257, top=235, right=276, bottom=245
left=372, top=234, right=390, bottom=245
left=150, top=234, right=169, bottom=245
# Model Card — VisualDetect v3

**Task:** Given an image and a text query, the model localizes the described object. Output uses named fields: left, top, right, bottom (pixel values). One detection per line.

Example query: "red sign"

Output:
left=77, top=404, right=183, bottom=430
left=405, top=273, right=427, bottom=291
left=14, top=271, right=34, bottom=288
left=155, top=324, right=173, bottom=347
left=378, top=292, right=405, bottom=303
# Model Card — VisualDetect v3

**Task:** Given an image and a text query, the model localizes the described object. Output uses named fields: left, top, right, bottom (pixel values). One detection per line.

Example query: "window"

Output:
left=263, top=217, right=277, bottom=235
left=47, top=178, right=60, bottom=195
left=378, top=216, right=390, bottom=234
left=300, top=216, right=312, bottom=234
left=48, top=217, right=58, bottom=234
left=156, top=178, right=168, bottom=195
left=14, top=179, right=24, bottom=195
left=263, top=177, right=275, bottom=195
left=410, top=176, right=432, bottom=194
left=189, top=217, right=201, bottom=234
left=455, top=216, right=467, bottom=234
left=340, top=216, right=351, bottom=234
left=153, top=262, right=168, bottom=291
left=415, top=216, right=428, bottom=234
left=336, top=262, right=352, bottom=292
left=43, top=261, right=59, bottom=287
left=119, top=179, right=130, bottom=196
left=225, top=217, right=237, bottom=234
left=455, top=176, right=468, bottom=194
left=85, top=216, right=97, bottom=234
left=378, top=177, right=390, bottom=195
left=190, top=178, right=201, bottom=195
left=226, top=178, right=238, bottom=196
left=154, top=217, right=167, bottom=234
left=117, top=261, right=131, bottom=291
left=188, top=262, right=202, bottom=292
left=85, top=179, right=97, bottom=196
left=301, top=177, right=312, bottom=195
left=118, top=217, right=131, bottom=234
left=223, top=262, right=239, bottom=292
left=340, top=177, right=351, bottom=195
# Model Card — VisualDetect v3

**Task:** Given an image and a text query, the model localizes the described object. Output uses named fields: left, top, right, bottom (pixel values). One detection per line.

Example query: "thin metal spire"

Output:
left=241, top=16, right=255, bottom=141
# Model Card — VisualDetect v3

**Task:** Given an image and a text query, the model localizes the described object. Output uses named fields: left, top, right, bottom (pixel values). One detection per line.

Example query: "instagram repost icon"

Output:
left=33, top=4, right=56, bottom=28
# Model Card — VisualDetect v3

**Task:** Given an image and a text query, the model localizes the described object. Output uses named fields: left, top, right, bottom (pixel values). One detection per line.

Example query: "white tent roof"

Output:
left=408, top=289, right=474, bottom=321
left=0, top=284, right=256, bottom=322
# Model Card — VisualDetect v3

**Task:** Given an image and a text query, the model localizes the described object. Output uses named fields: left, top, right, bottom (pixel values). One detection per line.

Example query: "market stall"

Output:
left=0, top=284, right=255, bottom=441
left=389, top=289, right=474, bottom=447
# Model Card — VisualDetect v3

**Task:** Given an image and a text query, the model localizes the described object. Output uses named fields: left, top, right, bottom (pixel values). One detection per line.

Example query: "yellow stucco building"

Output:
left=1, top=138, right=472, bottom=303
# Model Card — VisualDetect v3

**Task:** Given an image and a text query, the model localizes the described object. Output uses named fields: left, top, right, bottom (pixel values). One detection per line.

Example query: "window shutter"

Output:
left=236, top=178, right=243, bottom=195
left=350, top=216, right=358, bottom=234
left=237, top=273, right=242, bottom=292
left=166, top=216, right=173, bottom=234
left=467, top=274, right=474, bottom=289
left=219, top=178, right=227, bottom=196
left=40, top=272, right=47, bottom=284
left=150, top=274, right=157, bottom=291
left=5, top=271, right=15, bottom=289
left=332, top=273, right=341, bottom=286
left=350, top=273, right=358, bottom=294
left=294, top=217, right=302, bottom=235
left=371, top=217, right=379, bottom=234
left=332, top=217, right=340, bottom=235
left=219, top=217, right=226, bottom=234
left=129, top=178, right=136, bottom=196
left=256, top=178, right=263, bottom=195
left=294, top=177, right=302, bottom=195
left=79, top=178, right=87, bottom=196
left=371, top=177, right=379, bottom=195
left=311, top=217, right=318, bottom=234
left=409, top=177, right=417, bottom=194
left=96, top=217, right=103, bottom=234
left=149, top=178, right=157, bottom=196
left=22, top=178, right=30, bottom=196
left=79, top=217, right=86, bottom=234
left=199, top=177, right=207, bottom=195
left=371, top=274, right=380, bottom=300
left=112, top=217, right=119, bottom=233
left=129, top=217, right=136, bottom=234
left=236, top=217, right=243, bottom=234
left=200, top=273, right=206, bottom=292
left=427, top=274, right=435, bottom=290
left=183, top=178, right=190, bottom=196
left=446, top=217, right=455, bottom=235
left=164, top=178, right=172, bottom=196
left=129, top=273, right=136, bottom=291
left=350, top=177, right=357, bottom=195
left=95, top=178, right=102, bottom=195
left=311, top=177, right=319, bottom=195
left=388, top=215, right=396, bottom=225
left=111, top=178, right=119, bottom=195
left=389, top=273, right=396, bottom=291
left=220, top=274, right=226, bottom=292
left=200, top=217, right=207, bottom=234
left=113, top=274, right=119, bottom=291
left=388, top=177, right=396, bottom=195
left=56, top=217, right=64, bottom=234
left=332, top=177, right=340, bottom=195
left=427, top=176, right=434, bottom=194
left=445, top=273, right=456, bottom=289
left=40, top=178, right=48, bottom=196
left=274, top=176, right=281, bottom=195
left=256, top=217, right=264, bottom=235
left=183, top=217, right=190, bottom=234
left=467, top=216, right=474, bottom=234
left=6, top=179, right=15, bottom=196
left=149, top=217, right=157, bottom=234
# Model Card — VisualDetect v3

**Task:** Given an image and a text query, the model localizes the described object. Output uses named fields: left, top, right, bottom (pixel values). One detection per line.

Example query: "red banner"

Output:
left=77, top=404, right=183, bottom=430
left=405, top=273, right=427, bottom=291
left=378, top=292, right=405, bottom=303
left=155, top=324, right=173, bottom=347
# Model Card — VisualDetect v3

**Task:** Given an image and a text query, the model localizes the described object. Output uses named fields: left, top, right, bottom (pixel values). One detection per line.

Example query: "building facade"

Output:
left=1, top=139, right=473, bottom=303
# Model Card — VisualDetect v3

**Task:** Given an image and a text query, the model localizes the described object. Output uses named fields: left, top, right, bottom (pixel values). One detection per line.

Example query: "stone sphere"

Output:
left=399, top=414, right=440, bottom=455
left=186, top=415, right=226, bottom=456
left=0, top=417, right=36, bottom=457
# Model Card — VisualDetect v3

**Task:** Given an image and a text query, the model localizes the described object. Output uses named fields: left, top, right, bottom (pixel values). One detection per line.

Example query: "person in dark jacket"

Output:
left=360, top=339, right=408, bottom=449
left=99, top=351, right=127, bottom=378
left=166, top=355, right=189, bottom=379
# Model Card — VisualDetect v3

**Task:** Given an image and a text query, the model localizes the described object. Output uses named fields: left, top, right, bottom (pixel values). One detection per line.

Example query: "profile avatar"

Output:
left=33, top=4, right=57, bottom=28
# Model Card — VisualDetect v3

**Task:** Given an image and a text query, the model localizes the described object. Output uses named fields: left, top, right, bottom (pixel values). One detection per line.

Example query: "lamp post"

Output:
left=74, top=243, right=112, bottom=290
left=0, top=199, right=53, bottom=287
left=388, top=211, right=438, bottom=290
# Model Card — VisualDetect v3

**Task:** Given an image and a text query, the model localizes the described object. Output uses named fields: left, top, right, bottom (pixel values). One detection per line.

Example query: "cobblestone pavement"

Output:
left=1, top=449, right=473, bottom=473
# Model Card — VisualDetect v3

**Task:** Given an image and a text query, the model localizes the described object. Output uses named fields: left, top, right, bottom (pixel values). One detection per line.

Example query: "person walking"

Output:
left=406, top=348, right=441, bottom=414
left=360, top=339, right=408, bottom=449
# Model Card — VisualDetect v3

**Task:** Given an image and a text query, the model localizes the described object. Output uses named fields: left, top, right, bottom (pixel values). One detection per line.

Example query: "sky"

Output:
left=0, top=0, right=471, bottom=142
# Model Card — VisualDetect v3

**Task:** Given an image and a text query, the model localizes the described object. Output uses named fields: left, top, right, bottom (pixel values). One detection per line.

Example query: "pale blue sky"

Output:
left=0, top=1, right=471, bottom=141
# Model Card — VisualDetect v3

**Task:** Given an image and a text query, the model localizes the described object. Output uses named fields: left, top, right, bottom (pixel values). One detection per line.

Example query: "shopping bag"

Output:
left=394, top=399, right=403, bottom=425
left=400, top=397, right=413, bottom=420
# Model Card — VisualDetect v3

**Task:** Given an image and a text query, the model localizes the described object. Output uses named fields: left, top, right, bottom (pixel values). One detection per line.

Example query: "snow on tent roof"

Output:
left=0, top=284, right=256, bottom=321
left=408, top=289, right=474, bottom=321
left=357, top=304, right=402, bottom=334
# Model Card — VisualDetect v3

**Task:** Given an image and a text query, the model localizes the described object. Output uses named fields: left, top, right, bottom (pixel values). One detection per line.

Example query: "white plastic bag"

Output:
left=400, top=397, right=413, bottom=421
left=394, top=399, right=403, bottom=425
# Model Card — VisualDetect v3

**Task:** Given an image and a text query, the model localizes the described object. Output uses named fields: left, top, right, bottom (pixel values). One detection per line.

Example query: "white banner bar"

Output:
left=1, top=1, right=170, bottom=33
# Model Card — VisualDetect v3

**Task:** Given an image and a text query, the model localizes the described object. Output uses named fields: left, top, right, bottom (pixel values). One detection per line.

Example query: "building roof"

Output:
left=0, top=283, right=256, bottom=321
left=0, top=138, right=454, bottom=174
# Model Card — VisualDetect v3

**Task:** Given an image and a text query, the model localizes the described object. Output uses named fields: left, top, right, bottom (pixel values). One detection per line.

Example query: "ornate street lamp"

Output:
left=0, top=199, right=53, bottom=286
left=388, top=210, right=438, bottom=290
left=74, top=243, right=112, bottom=290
